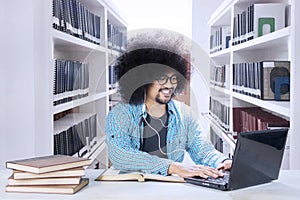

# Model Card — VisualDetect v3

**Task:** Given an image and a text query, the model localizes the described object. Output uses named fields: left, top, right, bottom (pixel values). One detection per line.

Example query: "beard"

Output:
left=155, top=91, right=175, bottom=104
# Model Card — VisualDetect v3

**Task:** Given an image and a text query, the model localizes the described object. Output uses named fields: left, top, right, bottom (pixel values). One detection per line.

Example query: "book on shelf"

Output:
left=233, top=61, right=290, bottom=101
left=210, top=127, right=224, bottom=153
left=52, top=0, right=101, bottom=45
left=233, top=107, right=289, bottom=136
left=54, top=113, right=97, bottom=157
left=6, top=155, right=91, bottom=174
left=12, top=167, right=85, bottom=180
left=107, top=19, right=127, bottom=52
left=6, top=178, right=89, bottom=194
left=210, top=26, right=231, bottom=53
left=209, top=96, right=230, bottom=131
left=210, top=64, right=230, bottom=89
left=95, top=168, right=185, bottom=183
left=232, top=3, right=286, bottom=45
left=53, top=59, right=89, bottom=106
left=8, top=175, right=81, bottom=186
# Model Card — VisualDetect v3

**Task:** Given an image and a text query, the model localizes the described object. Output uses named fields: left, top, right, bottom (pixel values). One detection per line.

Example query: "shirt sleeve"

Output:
left=183, top=106, right=228, bottom=168
left=105, top=105, right=173, bottom=175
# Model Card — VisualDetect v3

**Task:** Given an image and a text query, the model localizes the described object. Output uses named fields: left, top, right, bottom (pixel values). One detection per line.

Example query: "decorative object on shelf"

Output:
left=258, top=18, right=275, bottom=37
left=232, top=3, right=286, bottom=46
left=232, top=61, right=290, bottom=101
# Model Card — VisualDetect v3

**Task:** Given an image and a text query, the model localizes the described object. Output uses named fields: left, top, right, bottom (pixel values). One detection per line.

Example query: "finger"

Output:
left=216, top=164, right=224, bottom=170
left=192, top=171, right=209, bottom=179
left=193, top=166, right=223, bottom=178
left=200, top=165, right=223, bottom=176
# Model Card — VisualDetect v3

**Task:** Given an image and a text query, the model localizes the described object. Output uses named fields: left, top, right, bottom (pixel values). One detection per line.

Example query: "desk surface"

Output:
left=1, top=169, right=300, bottom=200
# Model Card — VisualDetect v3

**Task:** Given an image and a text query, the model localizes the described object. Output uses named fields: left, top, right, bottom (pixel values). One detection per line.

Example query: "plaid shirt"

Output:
left=105, top=99, right=228, bottom=175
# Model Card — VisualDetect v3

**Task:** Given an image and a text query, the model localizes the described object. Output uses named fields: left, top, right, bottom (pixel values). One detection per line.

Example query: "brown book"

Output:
left=8, top=175, right=81, bottom=185
left=256, top=109, right=289, bottom=130
left=6, top=178, right=89, bottom=194
left=6, top=155, right=91, bottom=174
left=12, top=167, right=85, bottom=180
left=95, top=168, right=185, bottom=183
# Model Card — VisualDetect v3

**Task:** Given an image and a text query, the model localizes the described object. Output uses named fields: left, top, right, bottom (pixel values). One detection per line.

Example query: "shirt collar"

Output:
left=136, top=99, right=177, bottom=120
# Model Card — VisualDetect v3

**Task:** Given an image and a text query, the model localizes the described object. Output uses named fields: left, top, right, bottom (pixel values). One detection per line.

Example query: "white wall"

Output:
left=191, top=0, right=224, bottom=136
left=110, top=0, right=192, bottom=38
left=192, top=0, right=224, bottom=52
left=110, top=0, right=225, bottom=137
left=0, top=0, right=53, bottom=169
left=0, top=0, right=36, bottom=166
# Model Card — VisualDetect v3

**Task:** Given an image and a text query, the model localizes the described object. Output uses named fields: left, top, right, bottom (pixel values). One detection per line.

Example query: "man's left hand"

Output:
left=217, top=159, right=232, bottom=171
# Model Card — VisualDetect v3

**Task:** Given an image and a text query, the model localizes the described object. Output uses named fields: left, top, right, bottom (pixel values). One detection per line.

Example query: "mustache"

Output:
left=159, top=87, right=174, bottom=92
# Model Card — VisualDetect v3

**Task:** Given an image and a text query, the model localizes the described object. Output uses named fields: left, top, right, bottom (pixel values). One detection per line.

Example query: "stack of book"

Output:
left=5, top=155, right=91, bottom=194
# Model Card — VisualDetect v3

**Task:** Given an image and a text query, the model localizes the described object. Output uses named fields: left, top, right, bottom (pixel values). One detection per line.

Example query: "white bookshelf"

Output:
left=205, top=0, right=300, bottom=169
left=0, top=0, right=126, bottom=169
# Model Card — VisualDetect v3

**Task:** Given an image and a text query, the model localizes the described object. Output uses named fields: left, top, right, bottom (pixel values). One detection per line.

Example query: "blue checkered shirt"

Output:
left=105, top=99, right=228, bottom=175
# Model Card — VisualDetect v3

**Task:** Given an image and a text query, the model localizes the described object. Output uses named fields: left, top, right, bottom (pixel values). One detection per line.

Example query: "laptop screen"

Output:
left=228, top=128, right=288, bottom=190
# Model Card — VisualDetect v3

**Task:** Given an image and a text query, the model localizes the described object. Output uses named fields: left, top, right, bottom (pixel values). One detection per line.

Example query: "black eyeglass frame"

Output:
left=155, top=74, right=179, bottom=85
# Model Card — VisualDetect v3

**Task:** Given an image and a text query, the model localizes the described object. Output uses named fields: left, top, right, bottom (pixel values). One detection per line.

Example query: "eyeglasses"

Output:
left=156, top=74, right=178, bottom=85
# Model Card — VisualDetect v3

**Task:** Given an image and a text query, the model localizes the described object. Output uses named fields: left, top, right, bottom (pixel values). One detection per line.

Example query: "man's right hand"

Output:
left=168, top=162, right=224, bottom=178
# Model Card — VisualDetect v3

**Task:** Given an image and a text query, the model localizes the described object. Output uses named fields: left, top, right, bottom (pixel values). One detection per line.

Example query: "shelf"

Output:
left=82, top=136, right=106, bottom=160
left=53, top=92, right=108, bottom=114
left=208, top=0, right=233, bottom=26
left=235, top=0, right=289, bottom=5
left=210, top=85, right=231, bottom=95
left=107, top=48, right=121, bottom=57
left=210, top=48, right=231, bottom=58
left=202, top=0, right=300, bottom=169
left=203, top=112, right=236, bottom=149
left=77, top=0, right=104, bottom=13
left=87, top=136, right=107, bottom=161
left=231, top=27, right=290, bottom=52
left=52, top=29, right=107, bottom=53
left=232, top=92, right=290, bottom=117
left=210, top=27, right=291, bottom=58
left=108, top=88, right=118, bottom=95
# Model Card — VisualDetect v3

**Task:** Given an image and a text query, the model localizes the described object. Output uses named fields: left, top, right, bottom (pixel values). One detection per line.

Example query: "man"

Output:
left=105, top=31, right=232, bottom=178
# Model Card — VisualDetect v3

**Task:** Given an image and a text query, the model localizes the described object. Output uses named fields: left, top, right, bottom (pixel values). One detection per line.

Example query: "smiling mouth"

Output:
left=159, top=88, right=173, bottom=96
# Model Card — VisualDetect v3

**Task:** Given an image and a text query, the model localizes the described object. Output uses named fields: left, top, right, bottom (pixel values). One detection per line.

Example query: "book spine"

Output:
left=54, top=113, right=98, bottom=156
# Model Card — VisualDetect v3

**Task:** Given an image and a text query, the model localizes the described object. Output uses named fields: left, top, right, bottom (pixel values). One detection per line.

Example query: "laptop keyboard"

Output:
left=192, top=171, right=230, bottom=184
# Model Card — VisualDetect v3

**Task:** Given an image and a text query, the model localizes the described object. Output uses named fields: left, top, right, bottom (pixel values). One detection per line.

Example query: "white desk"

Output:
left=0, top=169, right=300, bottom=200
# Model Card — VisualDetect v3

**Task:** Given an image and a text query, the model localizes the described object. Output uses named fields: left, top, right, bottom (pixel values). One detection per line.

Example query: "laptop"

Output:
left=185, top=128, right=288, bottom=190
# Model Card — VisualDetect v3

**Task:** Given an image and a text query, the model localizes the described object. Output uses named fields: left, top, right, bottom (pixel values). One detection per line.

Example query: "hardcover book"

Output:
left=6, top=155, right=91, bottom=174
left=8, top=175, right=81, bottom=186
left=95, top=168, right=185, bottom=183
left=12, top=167, right=85, bottom=180
left=6, top=178, right=89, bottom=194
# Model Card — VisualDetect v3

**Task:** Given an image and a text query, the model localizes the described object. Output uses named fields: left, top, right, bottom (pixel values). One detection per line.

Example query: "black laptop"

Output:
left=185, top=129, right=288, bottom=190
